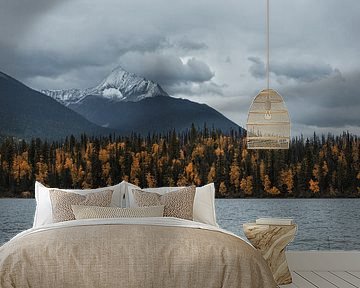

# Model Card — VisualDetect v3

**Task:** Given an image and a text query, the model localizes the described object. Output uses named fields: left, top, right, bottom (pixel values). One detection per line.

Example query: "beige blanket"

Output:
left=0, top=218, right=276, bottom=288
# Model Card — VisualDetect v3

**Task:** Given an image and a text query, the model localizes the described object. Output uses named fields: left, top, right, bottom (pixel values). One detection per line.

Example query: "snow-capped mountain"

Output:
left=1, top=67, right=241, bottom=139
left=41, top=66, right=169, bottom=106
left=40, top=88, right=86, bottom=106
left=37, top=66, right=242, bottom=135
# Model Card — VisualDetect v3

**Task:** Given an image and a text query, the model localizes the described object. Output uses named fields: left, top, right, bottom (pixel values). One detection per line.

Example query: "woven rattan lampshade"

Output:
left=246, top=89, right=290, bottom=149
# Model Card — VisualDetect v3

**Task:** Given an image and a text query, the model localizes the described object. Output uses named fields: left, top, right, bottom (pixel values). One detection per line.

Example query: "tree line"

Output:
left=0, top=127, right=359, bottom=198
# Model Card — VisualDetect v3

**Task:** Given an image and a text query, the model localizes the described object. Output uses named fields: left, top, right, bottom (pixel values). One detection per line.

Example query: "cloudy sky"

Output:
left=1, top=0, right=359, bottom=136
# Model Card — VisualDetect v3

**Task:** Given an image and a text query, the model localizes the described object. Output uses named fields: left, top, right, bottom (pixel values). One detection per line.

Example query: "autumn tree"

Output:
left=309, top=179, right=320, bottom=194
left=280, top=169, right=294, bottom=194
left=229, top=153, right=241, bottom=195
left=219, top=181, right=227, bottom=196
left=240, top=176, right=253, bottom=196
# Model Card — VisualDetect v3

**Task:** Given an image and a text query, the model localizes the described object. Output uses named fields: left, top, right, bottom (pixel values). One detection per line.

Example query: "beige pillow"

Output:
left=125, top=182, right=218, bottom=226
left=132, top=186, right=196, bottom=220
left=71, top=205, right=164, bottom=220
left=49, top=189, right=113, bottom=222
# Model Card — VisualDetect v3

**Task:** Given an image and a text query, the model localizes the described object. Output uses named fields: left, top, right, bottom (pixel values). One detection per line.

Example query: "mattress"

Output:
left=0, top=217, right=276, bottom=287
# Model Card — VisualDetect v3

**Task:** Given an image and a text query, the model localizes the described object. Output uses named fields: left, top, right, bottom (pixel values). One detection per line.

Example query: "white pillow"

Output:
left=192, top=183, right=218, bottom=227
left=123, top=181, right=141, bottom=202
left=33, top=181, right=127, bottom=228
left=124, top=182, right=218, bottom=227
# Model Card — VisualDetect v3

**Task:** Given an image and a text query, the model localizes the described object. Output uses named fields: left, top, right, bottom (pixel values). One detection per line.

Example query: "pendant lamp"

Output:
left=246, top=0, right=290, bottom=149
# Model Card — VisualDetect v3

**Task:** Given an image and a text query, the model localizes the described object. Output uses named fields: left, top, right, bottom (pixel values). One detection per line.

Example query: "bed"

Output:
left=0, top=182, right=276, bottom=288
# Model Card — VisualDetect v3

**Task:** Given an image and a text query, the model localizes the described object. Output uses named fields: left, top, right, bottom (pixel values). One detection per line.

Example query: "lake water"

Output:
left=1, top=198, right=359, bottom=250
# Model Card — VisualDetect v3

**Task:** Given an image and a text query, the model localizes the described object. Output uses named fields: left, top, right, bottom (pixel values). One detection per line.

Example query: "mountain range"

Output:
left=0, top=67, right=241, bottom=140
left=0, top=72, right=110, bottom=140
left=41, top=67, right=169, bottom=105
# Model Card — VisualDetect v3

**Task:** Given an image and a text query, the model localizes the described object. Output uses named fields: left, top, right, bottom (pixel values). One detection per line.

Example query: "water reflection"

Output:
left=215, top=198, right=360, bottom=251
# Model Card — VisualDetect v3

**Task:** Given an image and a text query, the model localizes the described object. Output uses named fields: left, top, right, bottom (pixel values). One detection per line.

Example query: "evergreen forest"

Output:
left=0, top=127, right=359, bottom=198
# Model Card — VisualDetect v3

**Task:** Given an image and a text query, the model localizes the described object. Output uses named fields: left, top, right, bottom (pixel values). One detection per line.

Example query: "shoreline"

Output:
left=1, top=196, right=360, bottom=200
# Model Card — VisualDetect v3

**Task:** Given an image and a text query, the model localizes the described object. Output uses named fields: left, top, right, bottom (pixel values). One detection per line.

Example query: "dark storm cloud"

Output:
left=0, top=0, right=64, bottom=40
left=0, top=0, right=69, bottom=77
left=248, top=57, right=265, bottom=79
left=283, top=71, right=360, bottom=128
left=120, top=53, right=214, bottom=87
left=175, top=38, right=208, bottom=50
left=299, top=106, right=360, bottom=128
left=1, top=30, right=167, bottom=87
left=248, top=56, right=339, bottom=82
left=1, top=0, right=360, bottom=135
left=0, top=0, right=213, bottom=90
left=186, top=58, right=214, bottom=82
left=225, top=56, right=232, bottom=64
left=0, top=0, right=170, bottom=86
left=17, top=34, right=166, bottom=81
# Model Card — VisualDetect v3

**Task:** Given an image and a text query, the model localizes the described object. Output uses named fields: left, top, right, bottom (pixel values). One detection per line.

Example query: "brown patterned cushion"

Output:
left=132, top=187, right=196, bottom=220
left=49, top=189, right=113, bottom=222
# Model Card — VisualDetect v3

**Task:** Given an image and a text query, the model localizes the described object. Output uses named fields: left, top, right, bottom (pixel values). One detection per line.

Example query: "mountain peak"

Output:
left=41, top=66, right=169, bottom=105
left=94, top=66, right=168, bottom=101
left=103, top=66, right=130, bottom=84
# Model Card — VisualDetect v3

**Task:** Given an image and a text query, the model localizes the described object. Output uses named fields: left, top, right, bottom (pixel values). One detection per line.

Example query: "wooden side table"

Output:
left=243, top=223, right=297, bottom=285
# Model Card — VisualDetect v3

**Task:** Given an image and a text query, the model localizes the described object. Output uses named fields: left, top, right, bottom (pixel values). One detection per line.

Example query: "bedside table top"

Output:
left=243, top=223, right=297, bottom=239
left=243, top=222, right=297, bottom=227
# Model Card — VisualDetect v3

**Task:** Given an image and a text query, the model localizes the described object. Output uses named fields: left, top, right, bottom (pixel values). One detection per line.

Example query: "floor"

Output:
left=281, top=271, right=360, bottom=288
left=279, top=251, right=360, bottom=288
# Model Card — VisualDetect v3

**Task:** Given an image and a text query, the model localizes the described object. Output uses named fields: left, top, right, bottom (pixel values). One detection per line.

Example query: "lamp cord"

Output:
left=266, top=0, right=270, bottom=94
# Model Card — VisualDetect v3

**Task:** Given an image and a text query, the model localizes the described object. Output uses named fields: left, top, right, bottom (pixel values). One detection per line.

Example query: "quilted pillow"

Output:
left=71, top=205, right=164, bottom=219
left=49, top=189, right=113, bottom=222
left=124, top=182, right=218, bottom=226
left=131, top=186, right=196, bottom=220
